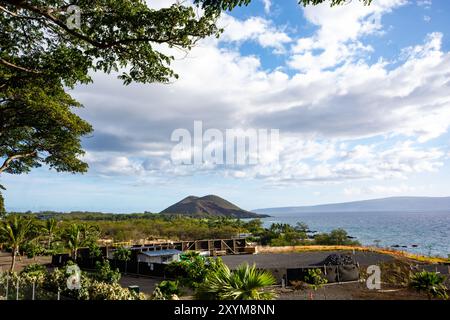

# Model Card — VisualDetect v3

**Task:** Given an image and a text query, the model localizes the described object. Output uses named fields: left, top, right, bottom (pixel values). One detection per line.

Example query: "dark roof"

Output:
left=139, top=249, right=182, bottom=257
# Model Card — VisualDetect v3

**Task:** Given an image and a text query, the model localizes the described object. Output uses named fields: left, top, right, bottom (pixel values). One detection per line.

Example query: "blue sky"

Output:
left=3, top=0, right=450, bottom=213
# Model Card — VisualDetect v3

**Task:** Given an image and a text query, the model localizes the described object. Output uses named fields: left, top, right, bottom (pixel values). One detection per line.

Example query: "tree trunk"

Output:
left=10, top=247, right=17, bottom=271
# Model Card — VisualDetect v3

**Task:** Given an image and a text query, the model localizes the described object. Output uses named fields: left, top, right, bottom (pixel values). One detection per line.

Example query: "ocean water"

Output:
left=259, top=211, right=450, bottom=258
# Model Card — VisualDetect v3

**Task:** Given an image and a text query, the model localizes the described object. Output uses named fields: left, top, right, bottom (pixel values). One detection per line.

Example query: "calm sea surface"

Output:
left=259, top=211, right=450, bottom=257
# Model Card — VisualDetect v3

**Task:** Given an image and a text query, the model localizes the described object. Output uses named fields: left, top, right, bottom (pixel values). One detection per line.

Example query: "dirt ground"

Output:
left=220, top=250, right=395, bottom=269
left=0, top=251, right=52, bottom=272
left=221, top=251, right=443, bottom=300
left=276, top=282, right=429, bottom=300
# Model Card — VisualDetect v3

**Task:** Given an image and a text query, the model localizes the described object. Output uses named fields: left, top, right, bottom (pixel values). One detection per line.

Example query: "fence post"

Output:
left=5, top=276, right=9, bottom=300
left=16, top=278, right=19, bottom=300
left=57, top=287, right=60, bottom=301
left=32, top=281, right=35, bottom=300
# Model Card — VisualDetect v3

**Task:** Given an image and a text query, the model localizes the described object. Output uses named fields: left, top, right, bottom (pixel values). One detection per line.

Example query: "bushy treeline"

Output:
left=3, top=212, right=261, bottom=241
left=8, top=210, right=159, bottom=221
left=1, top=213, right=360, bottom=270
left=91, top=217, right=248, bottom=241
left=240, top=221, right=359, bottom=247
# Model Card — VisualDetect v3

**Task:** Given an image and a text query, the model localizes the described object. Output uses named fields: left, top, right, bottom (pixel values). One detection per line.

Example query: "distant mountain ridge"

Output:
left=161, top=195, right=269, bottom=218
left=254, top=196, right=450, bottom=214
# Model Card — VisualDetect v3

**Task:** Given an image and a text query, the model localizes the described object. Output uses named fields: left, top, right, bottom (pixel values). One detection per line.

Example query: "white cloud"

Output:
left=288, top=0, right=407, bottom=72
left=229, top=139, right=444, bottom=185
left=71, top=4, right=450, bottom=188
left=219, top=15, right=292, bottom=53
left=254, top=32, right=450, bottom=143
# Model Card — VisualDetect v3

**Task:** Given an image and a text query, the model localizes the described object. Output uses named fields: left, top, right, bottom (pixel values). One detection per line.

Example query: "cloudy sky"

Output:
left=4, top=0, right=450, bottom=212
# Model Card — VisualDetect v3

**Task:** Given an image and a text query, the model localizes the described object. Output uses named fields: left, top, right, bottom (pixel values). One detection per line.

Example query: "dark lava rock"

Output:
left=315, top=254, right=356, bottom=266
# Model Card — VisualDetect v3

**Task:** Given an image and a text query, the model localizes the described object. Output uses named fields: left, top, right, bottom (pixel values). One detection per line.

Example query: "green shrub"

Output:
left=313, top=229, right=360, bottom=246
left=89, top=281, right=146, bottom=300
left=113, top=246, right=132, bottom=262
left=21, top=263, right=47, bottom=276
left=166, top=252, right=218, bottom=289
left=21, top=241, right=45, bottom=259
left=410, top=271, right=448, bottom=300
left=93, top=259, right=121, bottom=284
left=41, top=262, right=146, bottom=300
left=196, top=261, right=276, bottom=300
left=304, top=268, right=328, bottom=291
left=153, top=280, right=180, bottom=299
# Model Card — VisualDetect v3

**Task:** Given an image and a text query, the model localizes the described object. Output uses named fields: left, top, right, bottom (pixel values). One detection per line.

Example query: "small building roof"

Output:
left=139, top=249, right=182, bottom=257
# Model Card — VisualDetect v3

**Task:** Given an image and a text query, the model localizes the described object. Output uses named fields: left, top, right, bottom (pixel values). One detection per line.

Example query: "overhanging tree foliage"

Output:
left=0, top=0, right=371, bottom=204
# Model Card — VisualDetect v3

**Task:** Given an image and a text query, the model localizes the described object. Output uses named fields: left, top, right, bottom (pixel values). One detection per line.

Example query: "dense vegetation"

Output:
left=0, top=253, right=277, bottom=300
left=2, top=211, right=360, bottom=245
left=410, top=270, right=448, bottom=300
left=0, top=212, right=361, bottom=270
left=196, top=260, right=276, bottom=300
left=0, top=261, right=145, bottom=300
left=162, top=252, right=276, bottom=300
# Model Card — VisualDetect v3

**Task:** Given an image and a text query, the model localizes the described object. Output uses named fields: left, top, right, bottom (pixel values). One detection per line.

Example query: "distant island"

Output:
left=160, top=195, right=269, bottom=219
left=254, top=196, right=450, bottom=214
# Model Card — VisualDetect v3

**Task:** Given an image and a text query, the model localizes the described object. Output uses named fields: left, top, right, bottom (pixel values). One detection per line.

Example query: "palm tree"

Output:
left=42, top=218, right=58, bottom=249
left=196, top=261, right=276, bottom=300
left=0, top=216, right=36, bottom=271
left=61, top=224, right=99, bottom=260
left=113, top=246, right=131, bottom=274
left=61, top=224, right=82, bottom=260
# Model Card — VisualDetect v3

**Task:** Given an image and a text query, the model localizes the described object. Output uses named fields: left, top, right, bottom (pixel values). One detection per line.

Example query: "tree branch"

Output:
left=0, top=4, right=17, bottom=16
left=3, top=1, right=201, bottom=50
left=3, top=1, right=106, bottom=47
left=0, top=58, right=42, bottom=74
left=0, top=151, right=37, bottom=173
